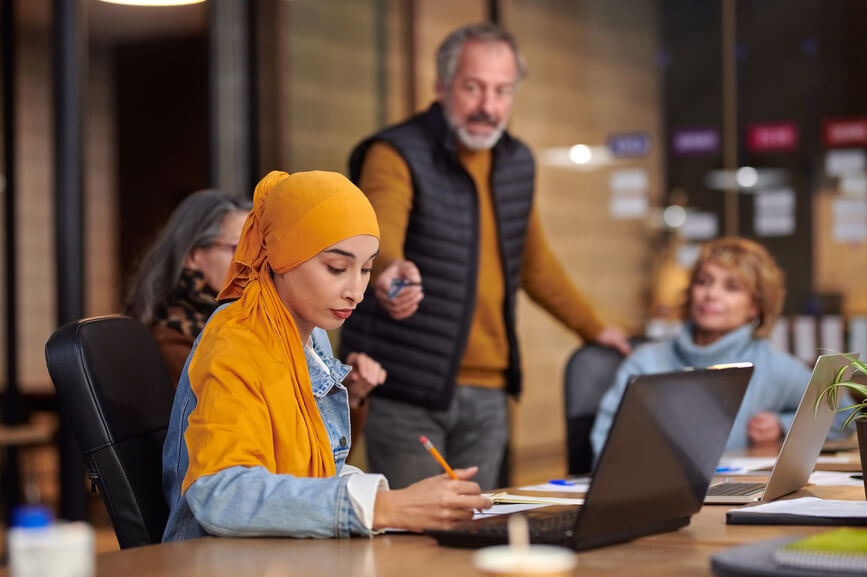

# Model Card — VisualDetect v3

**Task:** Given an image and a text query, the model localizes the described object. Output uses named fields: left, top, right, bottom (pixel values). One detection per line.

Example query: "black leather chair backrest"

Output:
left=563, top=337, right=644, bottom=475
left=45, top=315, right=176, bottom=548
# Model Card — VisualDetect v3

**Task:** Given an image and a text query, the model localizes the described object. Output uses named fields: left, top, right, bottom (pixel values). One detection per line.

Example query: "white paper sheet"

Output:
left=816, top=456, right=857, bottom=464
left=483, top=493, right=585, bottom=506
left=716, top=456, right=777, bottom=473
left=472, top=503, right=551, bottom=519
left=808, top=471, right=865, bottom=487
left=733, top=497, right=867, bottom=518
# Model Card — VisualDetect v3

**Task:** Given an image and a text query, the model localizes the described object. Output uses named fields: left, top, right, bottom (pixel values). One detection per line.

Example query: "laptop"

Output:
left=426, top=364, right=753, bottom=551
left=705, top=352, right=859, bottom=505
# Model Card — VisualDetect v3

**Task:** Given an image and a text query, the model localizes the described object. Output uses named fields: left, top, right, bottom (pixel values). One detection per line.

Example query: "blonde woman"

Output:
left=591, top=237, right=848, bottom=458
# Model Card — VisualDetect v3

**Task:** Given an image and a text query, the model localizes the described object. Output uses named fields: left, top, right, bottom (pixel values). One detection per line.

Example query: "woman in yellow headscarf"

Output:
left=162, top=171, right=489, bottom=540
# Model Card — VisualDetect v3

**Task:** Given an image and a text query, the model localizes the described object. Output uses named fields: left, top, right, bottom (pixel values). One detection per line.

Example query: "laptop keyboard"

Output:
left=426, top=507, right=581, bottom=548
left=706, top=482, right=766, bottom=497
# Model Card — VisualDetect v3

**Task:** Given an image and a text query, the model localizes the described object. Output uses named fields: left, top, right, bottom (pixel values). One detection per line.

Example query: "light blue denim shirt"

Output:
left=162, top=312, right=373, bottom=541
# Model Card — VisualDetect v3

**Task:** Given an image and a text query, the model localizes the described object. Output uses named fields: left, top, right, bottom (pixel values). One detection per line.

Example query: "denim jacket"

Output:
left=162, top=318, right=378, bottom=541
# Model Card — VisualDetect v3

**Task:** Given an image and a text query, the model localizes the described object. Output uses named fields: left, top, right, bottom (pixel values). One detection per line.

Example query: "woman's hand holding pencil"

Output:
left=370, top=436, right=492, bottom=532
left=420, top=435, right=457, bottom=479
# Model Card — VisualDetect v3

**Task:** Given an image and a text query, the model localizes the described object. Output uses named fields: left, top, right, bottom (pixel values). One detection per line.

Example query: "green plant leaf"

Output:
left=842, top=409, right=866, bottom=430
left=814, top=359, right=867, bottom=429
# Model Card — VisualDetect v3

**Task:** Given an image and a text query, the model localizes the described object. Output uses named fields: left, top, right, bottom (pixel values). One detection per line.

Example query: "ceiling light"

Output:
left=98, top=0, right=206, bottom=6
left=663, top=205, right=687, bottom=228
left=568, top=144, right=592, bottom=165
left=735, top=166, right=759, bottom=188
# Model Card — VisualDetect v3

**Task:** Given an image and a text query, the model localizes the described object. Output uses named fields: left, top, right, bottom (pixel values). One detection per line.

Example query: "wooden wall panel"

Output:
left=411, top=0, right=486, bottom=110
left=16, top=31, right=55, bottom=393
left=813, top=189, right=867, bottom=316
left=503, top=0, right=662, bottom=482
left=283, top=0, right=380, bottom=174
left=85, top=44, right=119, bottom=319
left=13, top=33, right=119, bottom=394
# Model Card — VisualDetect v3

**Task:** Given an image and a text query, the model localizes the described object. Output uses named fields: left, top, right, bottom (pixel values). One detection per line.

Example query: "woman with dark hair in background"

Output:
left=125, top=189, right=386, bottom=452
left=125, top=189, right=252, bottom=383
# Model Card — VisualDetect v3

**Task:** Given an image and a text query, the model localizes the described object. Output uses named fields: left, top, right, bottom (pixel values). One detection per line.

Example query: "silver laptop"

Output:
left=705, top=352, right=858, bottom=504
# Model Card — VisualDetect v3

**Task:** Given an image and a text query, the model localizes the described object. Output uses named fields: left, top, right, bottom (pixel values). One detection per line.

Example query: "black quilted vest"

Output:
left=340, top=103, right=535, bottom=410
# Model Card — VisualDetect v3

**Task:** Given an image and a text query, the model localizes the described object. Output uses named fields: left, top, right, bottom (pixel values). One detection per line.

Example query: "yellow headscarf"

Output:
left=182, top=170, right=380, bottom=493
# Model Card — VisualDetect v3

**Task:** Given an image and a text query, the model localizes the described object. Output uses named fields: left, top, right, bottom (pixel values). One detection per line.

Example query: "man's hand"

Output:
left=375, top=260, right=424, bottom=320
left=344, top=352, right=386, bottom=408
left=747, top=412, right=783, bottom=445
left=594, top=326, right=632, bottom=356
left=372, top=467, right=492, bottom=532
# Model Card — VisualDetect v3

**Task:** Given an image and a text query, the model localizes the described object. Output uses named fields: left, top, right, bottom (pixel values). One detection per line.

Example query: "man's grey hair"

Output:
left=436, top=22, right=527, bottom=88
left=125, top=189, right=252, bottom=326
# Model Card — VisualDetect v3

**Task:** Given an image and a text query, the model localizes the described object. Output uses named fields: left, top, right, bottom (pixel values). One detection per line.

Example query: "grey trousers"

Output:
left=364, top=386, right=508, bottom=491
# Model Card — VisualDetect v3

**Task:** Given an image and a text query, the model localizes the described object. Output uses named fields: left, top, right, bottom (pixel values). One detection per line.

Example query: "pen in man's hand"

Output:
left=388, top=278, right=422, bottom=299
left=419, top=435, right=458, bottom=480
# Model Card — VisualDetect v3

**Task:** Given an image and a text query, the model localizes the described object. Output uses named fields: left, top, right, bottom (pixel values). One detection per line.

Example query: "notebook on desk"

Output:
left=705, top=353, right=859, bottom=505
left=426, top=364, right=753, bottom=551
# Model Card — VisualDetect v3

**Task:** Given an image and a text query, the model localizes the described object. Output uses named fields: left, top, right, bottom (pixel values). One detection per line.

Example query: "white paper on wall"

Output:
left=832, top=198, right=867, bottom=242
left=819, top=315, right=845, bottom=353
left=609, top=168, right=649, bottom=219
left=680, top=211, right=718, bottom=240
left=755, top=188, right=796, bottom=237
left=769, top=317, right=789, bottom=353
left=793, top=316, right=817, bottom=365
left=850, top=317, right=867, bottom=358
left=825, top=149, right=866, bottom=177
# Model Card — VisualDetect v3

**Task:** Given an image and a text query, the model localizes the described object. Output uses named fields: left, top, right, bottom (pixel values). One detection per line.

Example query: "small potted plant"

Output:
left=814, top=354, right=867, bottom=499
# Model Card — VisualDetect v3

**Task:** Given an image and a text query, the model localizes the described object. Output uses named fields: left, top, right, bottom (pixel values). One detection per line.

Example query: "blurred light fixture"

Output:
left=704, top=167, right=788, bottom=191
left=540, top=145, right=613, bottom=171
left=662, top=205, right=687, bottom=228
left=568, top=144, right=592, bottom=165
left=98, top=0, right=206, bottom=6
left=735, top=166, right=759, bottom=188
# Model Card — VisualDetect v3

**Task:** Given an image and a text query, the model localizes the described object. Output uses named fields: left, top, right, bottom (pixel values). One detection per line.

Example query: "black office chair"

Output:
left=563, top=337, right=644, bottom=475
left=45, top=315, right=176, bottom=548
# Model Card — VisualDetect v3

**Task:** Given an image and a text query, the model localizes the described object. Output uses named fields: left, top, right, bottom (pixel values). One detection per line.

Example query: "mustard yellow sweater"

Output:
left=359, top=141, right=604, bottom=389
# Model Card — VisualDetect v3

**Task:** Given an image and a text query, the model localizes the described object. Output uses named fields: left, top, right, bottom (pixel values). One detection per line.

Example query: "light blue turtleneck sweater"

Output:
left=590, top=323, right=848, bottom=460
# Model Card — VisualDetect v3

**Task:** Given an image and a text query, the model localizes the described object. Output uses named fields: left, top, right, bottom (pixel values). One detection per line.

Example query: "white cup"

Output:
left=473, top=545, right=577, bottom=577
left=8, top=521, right=94, bottom=577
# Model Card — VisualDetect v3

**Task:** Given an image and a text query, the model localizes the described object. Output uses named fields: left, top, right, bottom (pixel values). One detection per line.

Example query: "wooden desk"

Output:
left=5, top=484, right=858, bottom=577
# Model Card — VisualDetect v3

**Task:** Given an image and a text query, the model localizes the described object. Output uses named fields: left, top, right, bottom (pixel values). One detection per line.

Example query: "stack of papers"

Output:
left=728, top=497, right=867, bottom=525
left=808, top=471, right=866, bottom=487
left=484, top=492, right=584, bottom=506
left=473, top=493, right=584, bottom=520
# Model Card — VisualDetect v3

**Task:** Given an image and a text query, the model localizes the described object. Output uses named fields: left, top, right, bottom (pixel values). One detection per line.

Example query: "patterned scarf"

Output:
left=152, top=268, right=219, bottom=339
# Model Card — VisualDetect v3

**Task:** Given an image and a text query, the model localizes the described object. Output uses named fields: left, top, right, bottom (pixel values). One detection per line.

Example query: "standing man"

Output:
left=341, top=22, right=631, bottom=490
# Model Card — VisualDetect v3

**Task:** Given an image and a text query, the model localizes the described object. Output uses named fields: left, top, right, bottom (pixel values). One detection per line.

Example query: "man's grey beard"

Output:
left=443, top=105, right=507, bottom=151
left=454, top=124, right=505, bottom=150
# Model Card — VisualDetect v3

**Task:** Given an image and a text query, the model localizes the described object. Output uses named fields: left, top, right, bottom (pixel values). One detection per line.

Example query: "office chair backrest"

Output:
left=45, top=315, right=176, bottom=548
left=564, top=338, right=644, bottom=475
